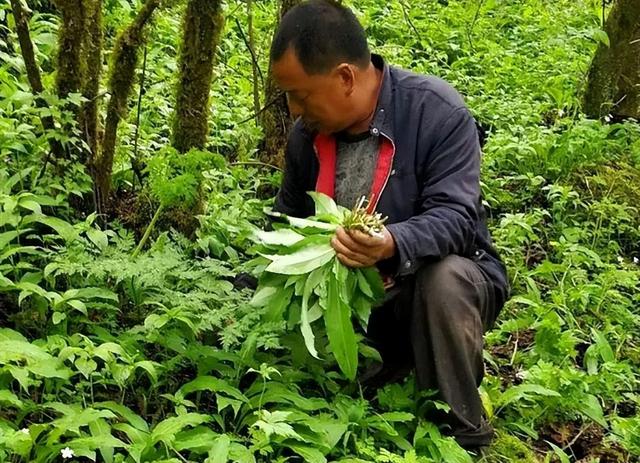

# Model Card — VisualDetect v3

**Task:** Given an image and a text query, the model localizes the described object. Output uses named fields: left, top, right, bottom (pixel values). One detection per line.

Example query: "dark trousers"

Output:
left=367, top=255, right=502, bottom=448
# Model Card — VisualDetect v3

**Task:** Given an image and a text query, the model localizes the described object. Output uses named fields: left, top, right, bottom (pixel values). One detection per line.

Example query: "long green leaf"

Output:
left=324, top=276, right=358, bottom=380
left=254, top=229, right=305, bottom=246
left=265, top=243, right=335, bottom=275
left=151, top=413, right=211, bottom=445
left=300, top=266, right=329, bottom=359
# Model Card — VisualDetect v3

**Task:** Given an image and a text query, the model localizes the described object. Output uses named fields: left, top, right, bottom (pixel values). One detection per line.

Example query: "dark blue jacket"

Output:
left=274, top=54, right=509, bottom=305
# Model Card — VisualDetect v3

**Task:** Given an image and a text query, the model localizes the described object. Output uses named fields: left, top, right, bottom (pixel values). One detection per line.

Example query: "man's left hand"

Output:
left=331, top=226, right=396, bottom=268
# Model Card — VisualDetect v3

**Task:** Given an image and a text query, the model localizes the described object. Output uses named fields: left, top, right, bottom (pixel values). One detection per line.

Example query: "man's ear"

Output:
left=335, top=63, right=356, bottom=96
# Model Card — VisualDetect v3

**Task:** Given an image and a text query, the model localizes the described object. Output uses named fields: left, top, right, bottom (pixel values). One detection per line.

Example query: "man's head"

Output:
left=270, top=0, right=374, bottom=134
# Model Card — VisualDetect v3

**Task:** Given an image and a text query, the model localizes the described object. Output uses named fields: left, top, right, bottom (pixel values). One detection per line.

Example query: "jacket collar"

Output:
left=369, top=53, right=395, bottom=142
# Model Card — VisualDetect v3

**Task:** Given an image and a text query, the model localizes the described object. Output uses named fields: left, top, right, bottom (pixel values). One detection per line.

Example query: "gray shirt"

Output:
left=334, top=133, right=380, bottom=209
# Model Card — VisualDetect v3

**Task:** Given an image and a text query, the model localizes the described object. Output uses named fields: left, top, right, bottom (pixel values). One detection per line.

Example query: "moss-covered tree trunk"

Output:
left=584, top=0, right=640, bottom=119
left=259, top=0, right=300, bottom=167
left=94, top=0, right=161, bottom=213
left=79, top=0, right=103, bottom=166
left=53, top=0, right=85, bottom=99
left=172, top=0, right=224, bottom=153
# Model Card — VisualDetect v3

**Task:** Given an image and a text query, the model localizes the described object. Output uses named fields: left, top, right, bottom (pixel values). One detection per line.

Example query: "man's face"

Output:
left=272, top=48, right=354, bottom=134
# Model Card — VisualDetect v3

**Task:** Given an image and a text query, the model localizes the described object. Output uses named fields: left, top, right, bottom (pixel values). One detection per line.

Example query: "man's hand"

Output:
left=331, top=226, right=396, bottom=268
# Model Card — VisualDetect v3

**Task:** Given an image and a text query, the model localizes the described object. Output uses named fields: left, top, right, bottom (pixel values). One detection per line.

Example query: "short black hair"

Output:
left=270, top=0, right=370, bottom=75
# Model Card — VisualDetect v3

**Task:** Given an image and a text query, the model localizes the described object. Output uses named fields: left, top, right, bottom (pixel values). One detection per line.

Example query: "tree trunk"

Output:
left=584, top=0, right=640, bottom=119
left=9, top=0, right=66, bottom=162
left=79, top=0, right=103, bottom=166
left=94, top=0, right=161, bottom=213
left=172, top=0, right=224, bottom=153
left=259, top=0, right=300, bottom=167
left=53, top=0, right=85, bottom=99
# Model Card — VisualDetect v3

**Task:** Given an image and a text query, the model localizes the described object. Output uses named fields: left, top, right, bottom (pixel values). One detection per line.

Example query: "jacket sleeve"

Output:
left=273, top=126, right=310, bottom=218
left=385, top=107, right=481, bottom=276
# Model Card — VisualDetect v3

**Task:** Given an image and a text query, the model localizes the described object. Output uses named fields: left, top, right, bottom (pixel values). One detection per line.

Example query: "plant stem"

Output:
left=132, top=203, right=164, bottom=258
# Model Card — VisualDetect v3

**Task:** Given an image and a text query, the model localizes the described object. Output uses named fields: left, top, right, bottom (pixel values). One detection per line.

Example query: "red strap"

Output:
left=314, top=133, right=337, bottom=198
left=368, top=137, right=394, bottom=213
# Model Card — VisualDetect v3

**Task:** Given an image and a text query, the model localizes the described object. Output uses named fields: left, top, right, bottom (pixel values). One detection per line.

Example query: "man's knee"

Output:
left=416, top=255, right=485, bottom=306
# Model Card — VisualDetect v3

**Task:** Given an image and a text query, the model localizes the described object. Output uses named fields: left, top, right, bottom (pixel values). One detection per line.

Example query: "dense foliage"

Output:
left=1, top=0, right=639, bottom=462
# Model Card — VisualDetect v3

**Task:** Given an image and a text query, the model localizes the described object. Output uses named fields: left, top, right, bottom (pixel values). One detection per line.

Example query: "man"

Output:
left=270, top=0, right=509, bottom=450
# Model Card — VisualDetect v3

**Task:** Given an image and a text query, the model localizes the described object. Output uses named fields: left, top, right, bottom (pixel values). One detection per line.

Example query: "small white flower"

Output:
left=20, top=428, right=29, bottom=434
left=617, top=256, right=624, bottom=263
left=61, top=447, right=74, bottom=459
left=633, top=257, right=639, bottom=265
left=604, top=114, right=612, bottom=122
left=557, top=109, right=565, bottom=117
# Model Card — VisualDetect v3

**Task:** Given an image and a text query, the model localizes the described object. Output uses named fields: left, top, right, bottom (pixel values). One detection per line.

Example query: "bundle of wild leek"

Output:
left=251, top=193, right=386, bottom=380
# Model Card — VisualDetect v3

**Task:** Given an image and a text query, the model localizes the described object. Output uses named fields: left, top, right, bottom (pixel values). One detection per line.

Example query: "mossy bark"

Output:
left=79, top=0, right=103, bottom=166
left=94, top=0, right=161, bottom=213
left=53, top=0, right=85, bottom=99
left=259, top=0, right=300, bottom=168
left=584, top=0, right=640, bottom=119
left=172, top=0, right=224, bottom=153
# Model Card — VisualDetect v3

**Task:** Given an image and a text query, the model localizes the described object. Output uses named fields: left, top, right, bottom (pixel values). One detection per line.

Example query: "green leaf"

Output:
left=87, top=228, right=109, bottom=251
left=247, top=382, right=328, bottom=411
left=254, top=229, right=305, bottom=246
left=229, top=443, right=256, bottom=463
left=264, top=285, right=294, bottom=322
left=0, top=231, right=20, bottom=249
left=355, top=269, right=373, bottom=298
left=266, top=209, right=339, bottom=231
left=179, top=376, right=248, bottom=403
left=578, top=394, right=606, bottom=427
left=89, top=418, right=115, bottom=463
left=52, top=311, right=66, bottom=325
left=253, top=410, right=301, bottom=440
left=250, top=286, right=278, bottom=307
left=592, top=29, right=610, bottom=47
left=76, top=357, right=98, bottom=378
left=134, top=360, right=160, bottom=383
left=0, top=339, right=52, bottom=363
left=547, top=442, right=571, bottom=463
left=324, top=276, right=358, bottom=380
left=206, top=434, right=231, bottom=463
left=66, top=434, right=127, bottom=451
left=300, top=266, right=327, bottom=359
left=14, top=281, right=51, bottom=305
left=0, top=328, right=28, bottom=342
left=19, top=199, right=41, bottom=214
left=95, top=402, right=149, bottom=432
left=265, top=243, right=335, bottom=275
left=286, top=443, right=327, bottom=463
left=151, top=414, right=211, bottom=445
left=67, top=299, right=87, bottom=315
left=0, top=390, right=24, bottom=409
left=361, top=267, right=385, bottom=301
left=174, top=426, right=220, bottom=452
left=23, top=215, right=78, bottom=241
left=308, top=191, right=341, bottom=217
left=498, top=383, right=561, bottom=407
left=0, top=273, right=14, bottom=288
left=72, top=287, right=119, bottom=302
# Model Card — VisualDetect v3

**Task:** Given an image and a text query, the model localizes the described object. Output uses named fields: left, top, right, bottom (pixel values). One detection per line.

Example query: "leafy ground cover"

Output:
left=1, top=0, right=639, bottom=461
